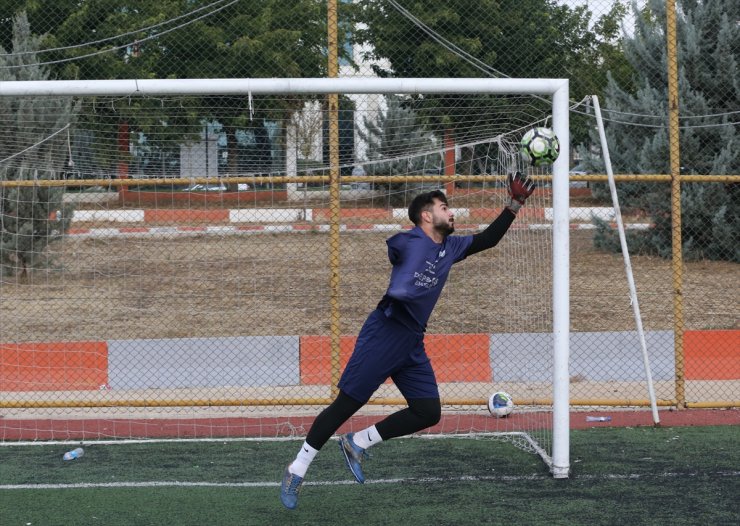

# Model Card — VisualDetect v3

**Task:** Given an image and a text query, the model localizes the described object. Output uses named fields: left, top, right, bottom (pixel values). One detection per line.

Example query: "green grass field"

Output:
left=1, top=426, right=738, bottom=526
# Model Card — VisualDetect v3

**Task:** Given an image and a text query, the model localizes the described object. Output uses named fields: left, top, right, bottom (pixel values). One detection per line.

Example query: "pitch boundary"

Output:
left=2, top=470, right=739, bottom=491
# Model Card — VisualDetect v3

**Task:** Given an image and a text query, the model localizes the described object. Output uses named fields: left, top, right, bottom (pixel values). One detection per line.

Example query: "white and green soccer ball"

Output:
left=520, top=127, right=560, bottom=166
left=488, top=391, right=514, bottom=418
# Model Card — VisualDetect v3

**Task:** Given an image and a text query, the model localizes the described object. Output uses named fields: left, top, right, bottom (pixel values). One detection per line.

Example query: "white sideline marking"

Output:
left=2, top=471, right=738, bottom=490
left=229, top=208, right=304, bottom=222
left=0, top=437, right=304, bottom=446
left=72, top=209, right=145, bottom=222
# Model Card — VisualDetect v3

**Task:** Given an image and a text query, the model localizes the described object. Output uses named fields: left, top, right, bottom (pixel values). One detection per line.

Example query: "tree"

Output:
left=355, top=0, right=631, bottom=148
left=290, top=101, right=324, bottom=160
left=0, top=12, right=77, bottom=277
left=581, top=0, right=739, bottom=262
left=358, top=95, right=442, bottom=206
left=1, top=0, right=353, bottom=179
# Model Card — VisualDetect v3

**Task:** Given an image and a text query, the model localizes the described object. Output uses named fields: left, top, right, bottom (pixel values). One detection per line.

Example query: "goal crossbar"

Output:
left=0, top=77, right=568, bottom=97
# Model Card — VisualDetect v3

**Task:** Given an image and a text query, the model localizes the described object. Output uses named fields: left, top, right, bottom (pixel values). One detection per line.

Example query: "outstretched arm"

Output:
left=465, top=172, right=535, bottom=257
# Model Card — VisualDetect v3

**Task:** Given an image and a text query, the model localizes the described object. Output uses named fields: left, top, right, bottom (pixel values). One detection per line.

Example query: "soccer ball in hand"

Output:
left=488, top=391, right=514, bottom=418
left=520, top=127, right=560, bottom=166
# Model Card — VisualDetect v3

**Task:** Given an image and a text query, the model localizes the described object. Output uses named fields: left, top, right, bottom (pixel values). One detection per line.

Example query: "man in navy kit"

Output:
left=280, top=172, right=535, bottom=509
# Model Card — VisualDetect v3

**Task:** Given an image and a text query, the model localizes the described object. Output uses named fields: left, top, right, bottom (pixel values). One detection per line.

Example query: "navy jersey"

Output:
left=383, top=226, right=473, bottom=330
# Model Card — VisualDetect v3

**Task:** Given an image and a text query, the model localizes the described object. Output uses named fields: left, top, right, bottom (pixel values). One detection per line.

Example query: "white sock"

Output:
left=288, top=441, right=318, bottom=478
left=352, top=425, right=383, bottom=450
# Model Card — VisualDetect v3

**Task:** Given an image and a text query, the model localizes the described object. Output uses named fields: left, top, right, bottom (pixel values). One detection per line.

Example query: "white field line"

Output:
left=2, top=471, right=739, bottom=491
left=0, top=437, right=303, bottom=446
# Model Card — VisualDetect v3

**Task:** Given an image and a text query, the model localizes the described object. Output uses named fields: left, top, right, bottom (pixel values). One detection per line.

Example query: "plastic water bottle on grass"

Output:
left=63, top=447, right=84, bottom=461
left=585, top=416, right=612, bottom=422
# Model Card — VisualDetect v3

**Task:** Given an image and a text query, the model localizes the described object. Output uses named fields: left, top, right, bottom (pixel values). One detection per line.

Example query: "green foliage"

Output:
left=0, top=12, right=76, bottom=277
left=2, top=1, right=350, bottom=174
left=5, top=0, right=336, bottom=81
left=581, top=0, right=739, bottom=262
left=356, top=0, right=632, bottom=145
left=358, top=96, right=442, bottom=206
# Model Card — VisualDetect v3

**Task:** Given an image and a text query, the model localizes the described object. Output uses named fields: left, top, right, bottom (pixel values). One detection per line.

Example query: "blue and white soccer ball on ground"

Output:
left=488, top=391, right=514, bottom=418
left=520, top=127, right=560, bottom=166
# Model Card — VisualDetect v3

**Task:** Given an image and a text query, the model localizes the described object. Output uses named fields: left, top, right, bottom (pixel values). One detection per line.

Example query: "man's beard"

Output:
left=433, top=217, right=455, bottom=237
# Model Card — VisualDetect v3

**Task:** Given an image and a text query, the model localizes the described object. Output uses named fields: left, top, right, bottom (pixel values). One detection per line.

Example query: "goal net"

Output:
left=0, top=78, right=570, bottom=477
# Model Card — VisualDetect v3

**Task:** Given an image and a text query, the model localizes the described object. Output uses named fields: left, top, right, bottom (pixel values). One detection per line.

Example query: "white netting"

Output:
left=0, top=86, right=564, bottom=472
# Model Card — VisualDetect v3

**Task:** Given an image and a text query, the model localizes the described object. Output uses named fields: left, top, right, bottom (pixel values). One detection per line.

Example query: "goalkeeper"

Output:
left=280, top=172, right=535, bottom=509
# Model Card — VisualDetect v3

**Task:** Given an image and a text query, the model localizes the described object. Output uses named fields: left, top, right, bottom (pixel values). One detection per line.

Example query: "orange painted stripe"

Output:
left=143, top=209, right=229, bottom=223
left=0, top=341, right=108, bottom=391
left=468, top=208, right=500, bottom=221
left=300, top=335, right=352, bottom=385
left=469, top=207, right=546, bottom=220
left=300, top=334, right=490, bottom=385
left=685, top=330, right=740, bottom=380
left=426, top=333, right=491, bottom=381
left=311, top=208, right=390, bottom=221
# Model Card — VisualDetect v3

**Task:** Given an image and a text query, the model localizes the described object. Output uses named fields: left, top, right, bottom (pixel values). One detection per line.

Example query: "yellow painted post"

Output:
left=665, top=0, right=686, bottom=408
left=327, top=0, right=343, bottom=396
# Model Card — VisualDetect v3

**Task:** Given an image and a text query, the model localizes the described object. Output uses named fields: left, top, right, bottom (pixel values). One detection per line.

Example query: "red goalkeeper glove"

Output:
left=507, top=171, right=535, bottom=213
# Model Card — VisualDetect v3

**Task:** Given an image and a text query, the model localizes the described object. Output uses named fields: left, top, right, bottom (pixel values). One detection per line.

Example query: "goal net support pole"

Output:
left=591, top=95, right=660, bottom=425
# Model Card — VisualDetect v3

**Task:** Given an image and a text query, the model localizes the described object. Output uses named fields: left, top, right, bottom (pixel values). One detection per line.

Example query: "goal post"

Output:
left=551, top=82, right=570, bottom=478
left=0, top=77, right=570, bottom=478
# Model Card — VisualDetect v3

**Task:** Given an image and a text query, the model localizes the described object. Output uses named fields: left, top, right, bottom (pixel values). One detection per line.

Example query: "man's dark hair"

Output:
left=408, top=190, right=448, bottom=225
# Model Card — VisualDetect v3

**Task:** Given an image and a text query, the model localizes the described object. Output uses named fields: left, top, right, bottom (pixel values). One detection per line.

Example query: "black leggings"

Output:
left=305, top=390, right=441, bottom=450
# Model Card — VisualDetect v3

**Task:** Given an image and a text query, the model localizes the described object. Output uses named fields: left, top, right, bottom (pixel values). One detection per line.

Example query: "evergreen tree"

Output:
left=358, top=96, right=442, bottom=207
left=0, top=12, right=77, bottom=277
left=580, top=0, right=739, bottom=262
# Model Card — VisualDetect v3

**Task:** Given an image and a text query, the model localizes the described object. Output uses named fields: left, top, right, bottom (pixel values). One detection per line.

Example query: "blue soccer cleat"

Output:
left=280, top=466, right=304, bottom=510
left=338, top=433, right=369, bottom=484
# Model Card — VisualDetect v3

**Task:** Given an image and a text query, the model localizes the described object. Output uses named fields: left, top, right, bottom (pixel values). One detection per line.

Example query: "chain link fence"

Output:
left=0, top=0, right=737, bottom=440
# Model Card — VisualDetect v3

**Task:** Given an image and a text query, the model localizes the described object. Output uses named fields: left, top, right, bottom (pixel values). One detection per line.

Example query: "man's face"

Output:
left=427, top=198, right=455, bottom=236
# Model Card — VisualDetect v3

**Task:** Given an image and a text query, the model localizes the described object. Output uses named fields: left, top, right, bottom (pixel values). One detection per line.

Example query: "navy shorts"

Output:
left=337, top=308, right=439, bottom=403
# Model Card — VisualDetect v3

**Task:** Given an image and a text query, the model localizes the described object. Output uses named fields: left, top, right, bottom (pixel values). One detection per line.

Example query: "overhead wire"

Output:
left=384, top=0, right=738, bottom=131
left=0, top=0, right=236, bottom=57
left=0, top=0, right=240, bottom=69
